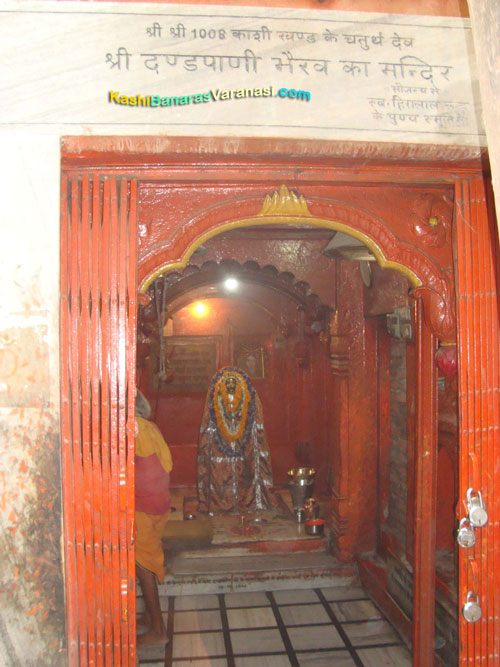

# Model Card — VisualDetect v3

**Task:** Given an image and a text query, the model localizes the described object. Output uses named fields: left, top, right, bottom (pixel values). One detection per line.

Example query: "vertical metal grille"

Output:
left=456, top=178, right=500, bottom=666
left=60, top=174, right=137, bottom=665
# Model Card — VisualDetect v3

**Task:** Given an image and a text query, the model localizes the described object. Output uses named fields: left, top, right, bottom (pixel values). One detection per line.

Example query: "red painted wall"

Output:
left=140, top=257, right=336, bottom=492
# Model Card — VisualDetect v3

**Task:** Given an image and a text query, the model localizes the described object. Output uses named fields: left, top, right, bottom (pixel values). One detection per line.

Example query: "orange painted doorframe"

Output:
left=60, top=174, right=138, bottom=666
left=454, top=177, right=500, bottom=666
left=60, top=136, right=498, bottom=666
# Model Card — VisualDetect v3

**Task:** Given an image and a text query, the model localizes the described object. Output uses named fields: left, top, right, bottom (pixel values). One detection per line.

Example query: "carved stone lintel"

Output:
left=409, top=192, right=453, bottom=249
left=142, top=190, right=457, bottom=343
left=411, top=266, right=456, bottom=343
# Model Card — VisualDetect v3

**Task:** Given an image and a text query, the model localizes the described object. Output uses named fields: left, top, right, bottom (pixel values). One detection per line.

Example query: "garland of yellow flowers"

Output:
left=213, top=371, right=251, bottom=443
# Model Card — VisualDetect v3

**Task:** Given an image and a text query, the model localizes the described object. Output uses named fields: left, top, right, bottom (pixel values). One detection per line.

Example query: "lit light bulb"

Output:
left=224, top=277, right=239, bottom=292
left=192, top=302, right=208, bottom=318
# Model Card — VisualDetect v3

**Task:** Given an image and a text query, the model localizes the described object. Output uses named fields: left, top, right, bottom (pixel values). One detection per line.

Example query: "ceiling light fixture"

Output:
left=223, top=277, right=239, bottom=292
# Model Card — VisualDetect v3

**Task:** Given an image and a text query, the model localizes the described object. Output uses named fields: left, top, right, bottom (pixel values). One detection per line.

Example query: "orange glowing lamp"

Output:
left=192, top=302, right=208, bottom=318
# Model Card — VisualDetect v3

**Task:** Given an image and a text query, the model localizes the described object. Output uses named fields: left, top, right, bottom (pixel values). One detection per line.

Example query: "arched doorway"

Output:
left=60, top=138, right=500, bottom=666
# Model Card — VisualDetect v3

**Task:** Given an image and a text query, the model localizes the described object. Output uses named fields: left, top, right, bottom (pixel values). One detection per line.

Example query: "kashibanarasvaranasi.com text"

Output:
left=108, top=86, right=311, bottom=106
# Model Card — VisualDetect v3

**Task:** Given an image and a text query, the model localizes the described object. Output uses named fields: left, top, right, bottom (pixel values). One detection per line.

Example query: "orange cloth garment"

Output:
left=135, top=416, right=173, bottom=583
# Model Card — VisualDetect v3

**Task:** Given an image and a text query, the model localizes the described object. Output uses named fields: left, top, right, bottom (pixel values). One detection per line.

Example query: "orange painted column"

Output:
left=412, top=299, right=438, bottom=666
left=60, top=174, right=138, bottom=665
left=455, top=177, right=500, bottom=665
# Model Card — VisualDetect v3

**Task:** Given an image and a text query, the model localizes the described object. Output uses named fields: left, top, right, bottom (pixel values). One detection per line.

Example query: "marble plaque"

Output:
left=0, top=2, right=485, bottom=145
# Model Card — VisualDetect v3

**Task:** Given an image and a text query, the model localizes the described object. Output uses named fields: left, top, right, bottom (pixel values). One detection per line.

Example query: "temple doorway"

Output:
left=61, top=138, right=500, bottom=665
left=134, top=221, right=454, bottom=665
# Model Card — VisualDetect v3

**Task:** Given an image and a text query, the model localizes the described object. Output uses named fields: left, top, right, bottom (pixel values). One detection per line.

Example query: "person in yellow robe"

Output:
left=135, top=390, right=172, bottom=646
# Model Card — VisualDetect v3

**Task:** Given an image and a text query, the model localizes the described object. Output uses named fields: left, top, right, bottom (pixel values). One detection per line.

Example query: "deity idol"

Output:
left=197, top=367, right=274, bottom=514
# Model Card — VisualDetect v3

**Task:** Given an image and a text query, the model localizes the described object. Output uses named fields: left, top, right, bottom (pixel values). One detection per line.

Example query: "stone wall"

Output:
left=387, top=339, right=408, bottom=551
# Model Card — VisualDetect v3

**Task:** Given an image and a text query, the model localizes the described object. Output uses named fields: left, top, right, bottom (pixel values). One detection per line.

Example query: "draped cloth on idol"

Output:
left=197, top=367, right=274, bottom=514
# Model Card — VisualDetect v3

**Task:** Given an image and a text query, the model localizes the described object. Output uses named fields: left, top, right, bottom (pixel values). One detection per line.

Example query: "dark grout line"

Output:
left=170, top=655, right=227, bottom=662
left=314, top=588, right=365, bottom=667
left=173, top=606, right=220, bottom=613
left=227, top=597, right=370, bottom=609
left=171, top=596, right=370, bottom=614
left=218, top=593, right=235, bottom=667
left=164, top=596, right=175, bottom=667
left=171, top=617, right=386, bottom=636
left=350, top=641, right=406, bottom=650
left=266, top=591, right=300, bottom=667
left=338, top=617, right=384, bottom=625
left=294, top=646, right=367, bottom=654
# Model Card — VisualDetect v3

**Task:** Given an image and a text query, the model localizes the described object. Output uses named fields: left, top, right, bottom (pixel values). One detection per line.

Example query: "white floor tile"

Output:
left=136, top=643, right=166, bottom=663
left=287, top=624, right=344, bottom=651
left=174, top=594, right=220, bottom=611
left=331, top=599, right=382, bottom=622
left=298, top=651, right=356, bottom=666
left=342, top=619, right=400, bottom=647
left=279, top=603, right=331, bottom=626
left=231, top=628, right=286, bottom=654
left=174, top=609, right=223, bottom=632
left=273, top=589, right=320, bottom=605
left=357, top=644, right=412, bottom=666
left=172, top=631, right=226, bottom=659
left=225, top=591, right=270, bottom=608
left=227, top=606, right=277, bottom=629
left=319, top=586, right=368, bottom=602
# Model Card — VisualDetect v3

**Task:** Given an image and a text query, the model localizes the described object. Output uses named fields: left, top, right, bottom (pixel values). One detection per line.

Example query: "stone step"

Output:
left=161, top=550, right=357, bottom=597
left=171, top=551, right=338, bottom=576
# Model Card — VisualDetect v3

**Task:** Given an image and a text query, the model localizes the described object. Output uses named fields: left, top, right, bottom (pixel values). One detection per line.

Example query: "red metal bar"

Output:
left=100, top=178, right=114, bottom=665
left=90, top=175, right=105, bottom=667
left=108, top=177, right=121, bottom=662
left=80, top=175, right=97, bottom=666
left=126, top=179, right=138, bottom=665
left=412, top=299, right=438, bottom=667
left=485, top=180, right=500, bottom=666
left=117, top=179, right=130, bottom=658
left=69, top=179, right=89, bottom=666
left=472, top=178, right=487, bottom=665
left=487, top=181, right=500, bottom=666
left=60, top=174, right=79, bottom=664
left=456, top=179, right=472, bottom=663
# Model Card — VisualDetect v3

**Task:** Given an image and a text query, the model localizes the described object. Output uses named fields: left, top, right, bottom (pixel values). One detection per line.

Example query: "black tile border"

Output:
left=164, top=596, right=175, bottom=666
left=174, top=605, right=220, bottom=613
left=267, top=591, right=300, bottom=667
left=314, top=588, right=364, bottom=667
left=141, top=588, right=410, bottom=665
left=218, top=593, right=235, bottom=667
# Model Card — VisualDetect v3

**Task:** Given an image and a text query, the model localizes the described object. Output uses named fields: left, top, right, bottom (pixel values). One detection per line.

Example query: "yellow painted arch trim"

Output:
left=139, top=215, right=422, bottom=292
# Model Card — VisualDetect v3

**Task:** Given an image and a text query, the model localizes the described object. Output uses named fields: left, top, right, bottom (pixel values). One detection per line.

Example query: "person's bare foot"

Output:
left=136, top=629, right=169, bottom=647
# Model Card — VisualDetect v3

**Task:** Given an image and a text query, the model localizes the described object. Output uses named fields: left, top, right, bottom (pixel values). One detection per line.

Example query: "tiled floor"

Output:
left=137, top=585, right=412, bottom=666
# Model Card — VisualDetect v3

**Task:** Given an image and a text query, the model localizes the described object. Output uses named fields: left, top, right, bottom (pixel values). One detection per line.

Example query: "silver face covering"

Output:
left=136, top=389, right=152, bottom=419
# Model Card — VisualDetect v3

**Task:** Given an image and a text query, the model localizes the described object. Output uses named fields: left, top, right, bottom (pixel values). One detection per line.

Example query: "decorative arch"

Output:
left=138, top=185, right=455, bottom=342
